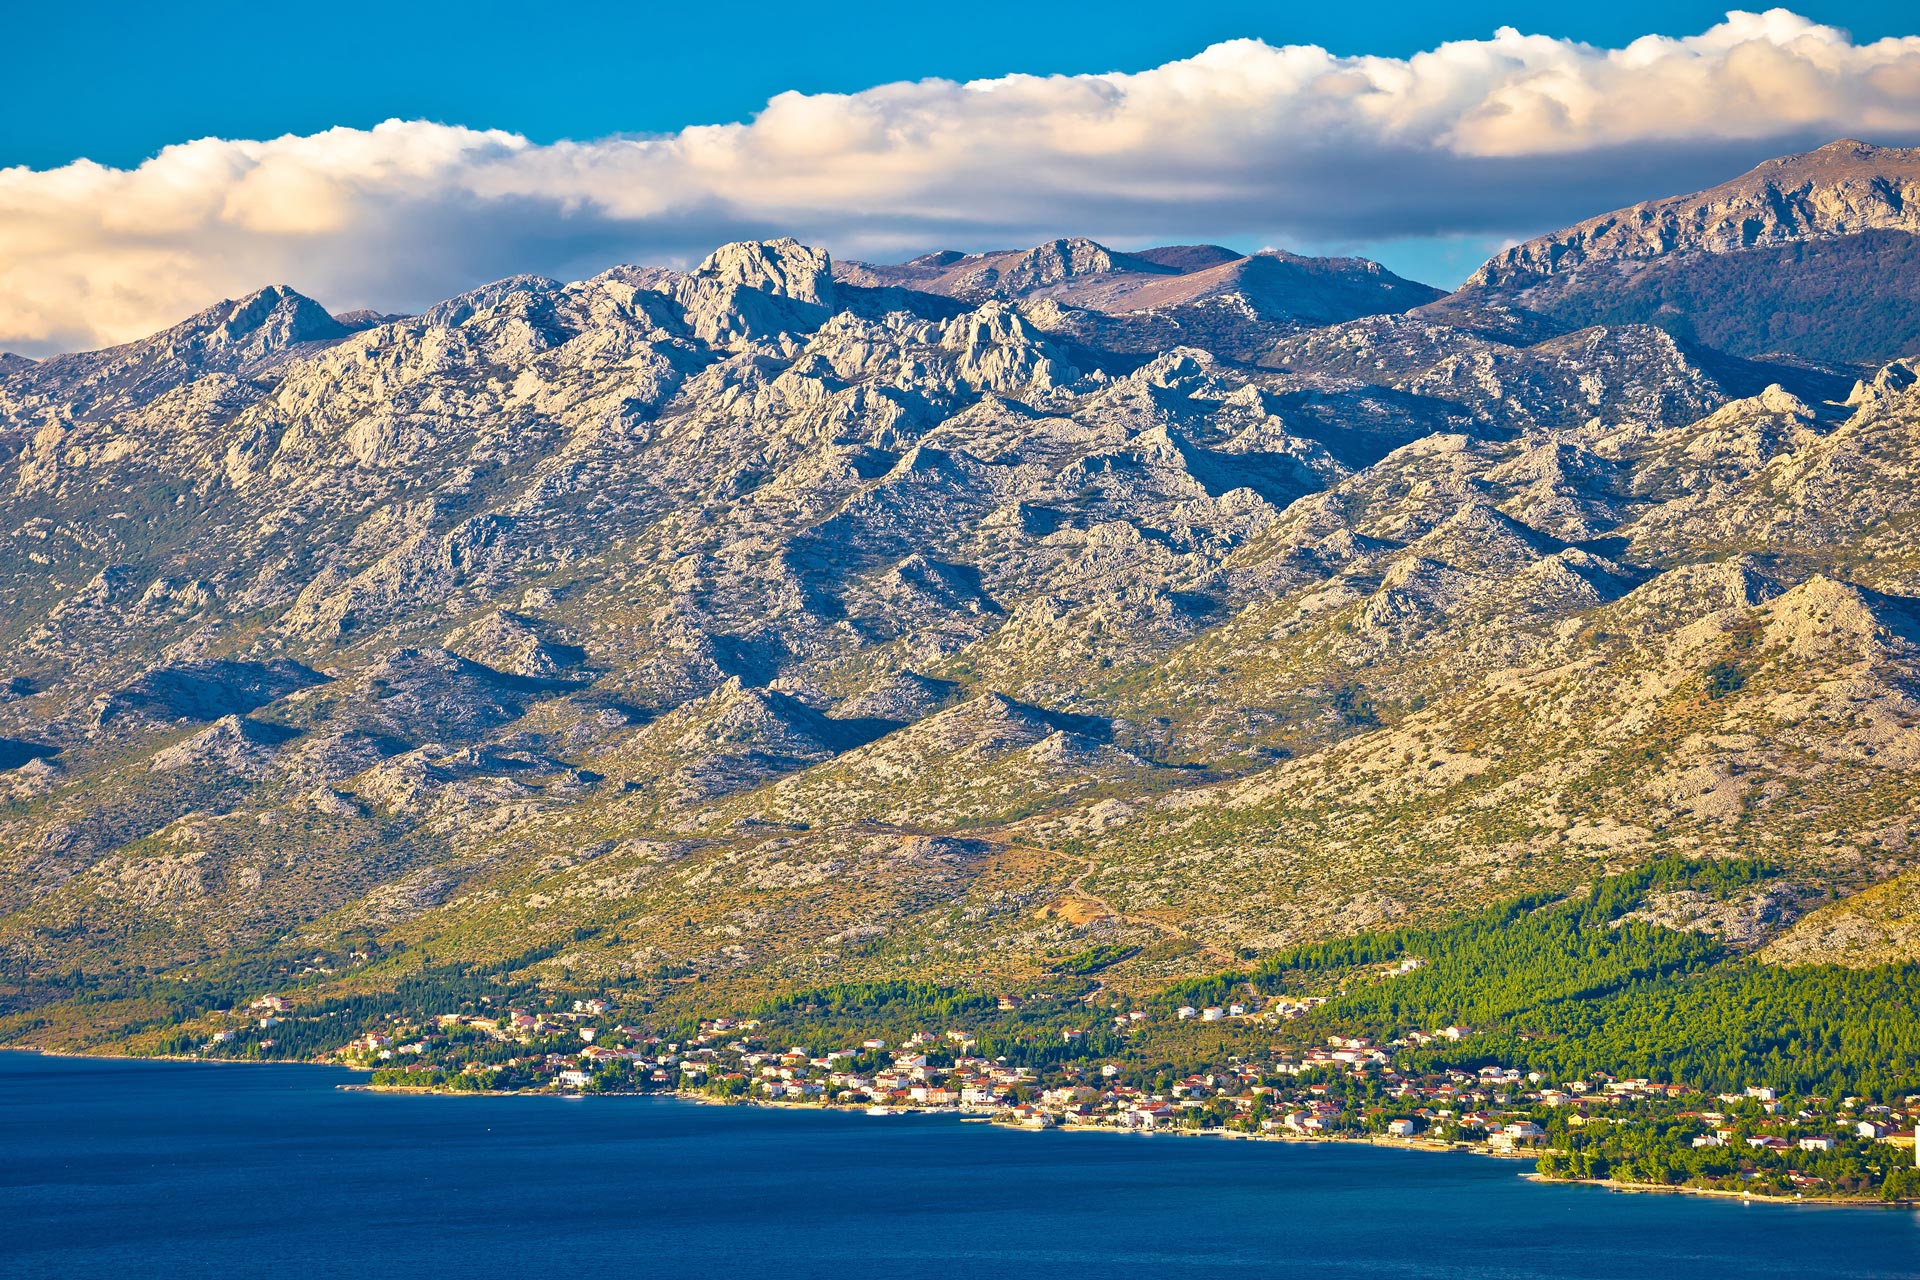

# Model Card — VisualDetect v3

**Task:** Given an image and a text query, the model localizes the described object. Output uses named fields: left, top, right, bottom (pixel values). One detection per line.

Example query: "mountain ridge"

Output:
left=1458, top=139, right=1920, bottom=364
left=838, top=237, right=1444, bottom=324
left=3, top=140, right=1920, bottom=1051
left=1467, top=139, right=1920, bottom=289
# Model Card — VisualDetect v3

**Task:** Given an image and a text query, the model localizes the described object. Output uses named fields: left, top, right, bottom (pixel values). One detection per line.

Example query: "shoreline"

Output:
left=1518, top=1171, right=1910, bottom=1209
left=338, top=1075, right=1914, bottom=1207
left=12, top=1045, right=1912, bottom=1208
left=2, top=1044, right=362, bottom=1069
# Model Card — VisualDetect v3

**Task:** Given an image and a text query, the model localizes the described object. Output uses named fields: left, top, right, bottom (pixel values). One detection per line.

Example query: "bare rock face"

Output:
left=696, top=238, right=837, bottom=306
left=10, top=146, right=1920, bottom=1001
left=0, top=285, right=366, bottom=431
left=1846, top=358, right=1920, bottom=414
left=1469, top=140, right=1920, bottom=288
left=1761, top=870, right=1920, bottom=967
left=149, top=715, right=300, bottom=779
left=445, top=612, right=585, bottom=681
left=1458, top=141, right=1920, bottom=363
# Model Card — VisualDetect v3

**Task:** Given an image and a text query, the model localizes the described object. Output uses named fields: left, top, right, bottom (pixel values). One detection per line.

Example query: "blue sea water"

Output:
left=2, top=1051, right=1915, bottom=1278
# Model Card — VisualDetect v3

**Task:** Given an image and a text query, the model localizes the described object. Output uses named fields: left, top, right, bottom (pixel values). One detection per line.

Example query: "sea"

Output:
left=2, top=1051, right=1915, bottom=1278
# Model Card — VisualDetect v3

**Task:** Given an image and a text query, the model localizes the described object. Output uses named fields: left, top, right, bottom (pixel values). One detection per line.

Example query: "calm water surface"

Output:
left=3, top=1051, right=1916, bottom=1278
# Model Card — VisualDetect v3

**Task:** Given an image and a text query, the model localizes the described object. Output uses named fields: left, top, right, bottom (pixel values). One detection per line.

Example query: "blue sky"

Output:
left=5, top=4, right=1920, bottom=352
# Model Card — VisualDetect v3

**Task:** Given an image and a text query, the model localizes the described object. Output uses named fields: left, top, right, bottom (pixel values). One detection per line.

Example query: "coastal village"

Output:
left=205, top=988, right=1920, bottom=1203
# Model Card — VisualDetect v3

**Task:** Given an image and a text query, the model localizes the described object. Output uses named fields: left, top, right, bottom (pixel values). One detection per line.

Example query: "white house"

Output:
left=1491, top=1121, right=1547, bottom=1150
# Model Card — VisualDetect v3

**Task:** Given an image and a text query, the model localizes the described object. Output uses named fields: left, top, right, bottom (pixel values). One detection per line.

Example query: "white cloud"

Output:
left=6, top=9, right=1920, bottom=354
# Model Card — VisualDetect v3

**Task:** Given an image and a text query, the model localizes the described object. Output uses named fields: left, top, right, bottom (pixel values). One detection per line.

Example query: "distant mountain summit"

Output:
left=0, top=285, right=386, bottom=430
left=1470, top=140, right=1920, bottom=288
left=1462, top=140, right=1920, bottom=364
left=838, top=237, right=1190, bottom=301
left=840, top=237, right=1442, bottom=323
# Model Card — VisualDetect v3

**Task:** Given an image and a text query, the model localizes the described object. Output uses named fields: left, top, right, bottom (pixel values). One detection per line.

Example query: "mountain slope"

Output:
left=1469, top=140, right=1920, bottom=287
left=1460, top=140, right=1920, bottom=363
left=5, top=148, right=1920, bottom=1046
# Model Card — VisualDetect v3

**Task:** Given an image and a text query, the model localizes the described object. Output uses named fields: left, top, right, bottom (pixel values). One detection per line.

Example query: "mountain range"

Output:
left=4, top=138, right=1920, bottom=1045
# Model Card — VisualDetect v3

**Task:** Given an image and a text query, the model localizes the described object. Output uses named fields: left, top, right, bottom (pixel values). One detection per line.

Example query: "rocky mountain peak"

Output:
left=991, top=238, right=1166, bottom=290
left=1450, top=139, right=1920, bottom=363
left=1753, top=384, right=1814, bottom=418
left=834, top=236, right=1163, bottom=303
left=0, top=284, right=361, bottom=430
left=1845, top=357, right=1920, bottom=414
left=420, top=274, right=561, bottom=328
left=1467, top=138, right=1920, bottom=290
left=198, top=285, right=354, bottom=360
left=695, top=238, right=836, bottom=306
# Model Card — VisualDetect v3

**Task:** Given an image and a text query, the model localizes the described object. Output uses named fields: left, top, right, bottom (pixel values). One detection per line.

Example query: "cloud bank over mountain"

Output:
left=6, top=8, right=1920, bottom=354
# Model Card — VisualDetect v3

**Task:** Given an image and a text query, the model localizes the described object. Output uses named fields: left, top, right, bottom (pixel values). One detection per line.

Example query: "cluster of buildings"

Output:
left=213, top=989, right=1911, bottom=1180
